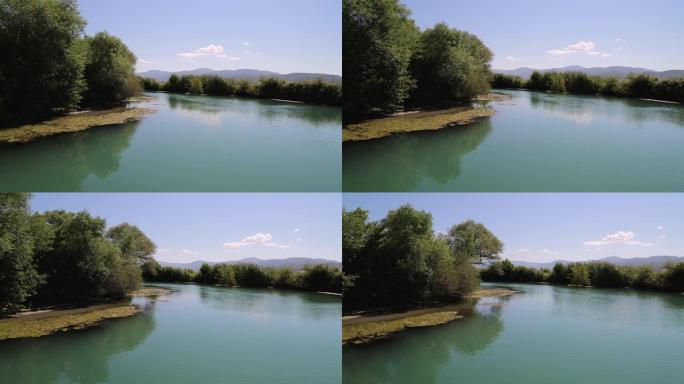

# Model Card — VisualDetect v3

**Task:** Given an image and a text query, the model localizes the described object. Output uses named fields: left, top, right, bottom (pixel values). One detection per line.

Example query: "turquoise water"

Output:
left=0, top=93, right=341, bottom=192
left=343, top=90, right=684, bottom=191
left=0, top=284, right=341, bottom=383
left=343, top=283, right=684, bottom=384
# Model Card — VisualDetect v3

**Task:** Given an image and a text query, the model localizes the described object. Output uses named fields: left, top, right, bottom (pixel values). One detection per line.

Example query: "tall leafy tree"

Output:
left=0, top=0, right=86, bottom=124
left=343, top=0, right=420, bottom=119
left=106, top=223, right=156, bottom=266
left=410, top=23, right=493, bottom=105
left=0, top=193, right=41, bottom=313
left=82, top=32, right=141, bottom=106
left=447, top=220, right=503, bottom=264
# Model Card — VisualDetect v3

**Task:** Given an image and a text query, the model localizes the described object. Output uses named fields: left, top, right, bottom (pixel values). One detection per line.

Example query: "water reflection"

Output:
left=343, top=118, right=493, bottom=191
left=0, top=300, right=156, bottom=383
left=0, top=121, right=138, bottom=191
left=343, top=297, right=505, bottom=384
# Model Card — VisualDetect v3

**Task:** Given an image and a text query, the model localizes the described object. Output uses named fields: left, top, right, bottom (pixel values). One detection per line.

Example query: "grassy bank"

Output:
left=0, top=287, right=170, bottom=342
left=0, top=107, right=155, bottom=144
left=342, top=288, right=517, bottom=345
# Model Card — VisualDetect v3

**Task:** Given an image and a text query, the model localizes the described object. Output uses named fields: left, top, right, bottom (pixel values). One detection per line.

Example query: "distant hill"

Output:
left=137, top=68, right=342, bottom=84
left=158, top=257, right=342, bottom=272
left=494, top=66, right=684, bottom=80
left=511, top=256, right=684, bottom=270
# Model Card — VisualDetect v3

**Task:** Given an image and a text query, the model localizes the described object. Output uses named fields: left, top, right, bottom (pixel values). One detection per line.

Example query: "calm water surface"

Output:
left=0, top=284, right=341, bottom=384
left=344, top=283, right=684, bottom=384
left=343, top=90, right=684, bottom=191
left=0, top=93, right=341, bottom=191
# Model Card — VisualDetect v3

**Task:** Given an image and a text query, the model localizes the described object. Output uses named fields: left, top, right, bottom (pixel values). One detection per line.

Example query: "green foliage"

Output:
left=342, top=204, right=495, bottom=310
left=343, top=0, right=420, bottom=118
left=82, top=32, right=140, bottom=106
left=492, top=74, right=524, bottom=89
left=144, top=74, right=341, bottom=105
left=0, top=0, right=86, bottom=124
left=0, top=194, right=156, bottom=314
left=139, top=77, right=164, bottom=92
left=0, top=194, right=41, bottom=314
left=301, top=265, right=343, bottom=292
left=483, top=259, right=684, bottom=294
left=106, top=223, right=156, bottom=266
left=480, top=260, right=546, bottom=283
left=410, top=23, right=492, bottom=105
left=446, top=220, right=503, bottom=264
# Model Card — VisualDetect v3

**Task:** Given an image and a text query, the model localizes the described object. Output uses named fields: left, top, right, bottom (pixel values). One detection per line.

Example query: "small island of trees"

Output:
left=343, top=0, right=493, bottom=122
left=0, top=0, right=142, bottom=128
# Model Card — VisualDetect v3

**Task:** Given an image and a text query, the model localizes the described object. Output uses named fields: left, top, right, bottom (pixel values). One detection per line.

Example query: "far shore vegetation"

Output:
left=140, top=75, right=342, bottom=106
left=492, top=72, right=684, bottom=103
left=481, top=258, right=684, bottom=293
left=0, top=0, right=145, bottom=129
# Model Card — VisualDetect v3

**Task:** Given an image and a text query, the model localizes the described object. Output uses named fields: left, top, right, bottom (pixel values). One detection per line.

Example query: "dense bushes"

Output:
left=141, top=260, right=343, bottom=293
left=140, top=75, right=342, bottom=105
left=481, top=258, right=684, bottom=293
left=0, top=194, right=155, bottom=314
left=343, top=0, right=492, bottom=120
left=343, top=204, right=503, bottom=310
left=0, top=0, right=141, bottom=127
left=492, top=71, right=684, bottom=103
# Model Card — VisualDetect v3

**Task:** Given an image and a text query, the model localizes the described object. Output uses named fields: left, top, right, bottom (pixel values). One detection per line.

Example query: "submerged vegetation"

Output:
left=493, top=72, right=684, bottom=103
left=343, top=0, right=493, bottom=121
left=0, top=0, right=142, bottom=127
left=140, top=75, right=342, bottom=106
left=142, top=261, right=343, bottom=294
left=481, top=259, right=684, bottom=292
left=343, top=204, right=503, bottom=311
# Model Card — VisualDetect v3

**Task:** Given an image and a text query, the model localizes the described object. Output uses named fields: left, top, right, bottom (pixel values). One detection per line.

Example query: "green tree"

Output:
left=187, top=77, right=204, bottom=95
left=0, top=0, right=86, bottom=124
left=82, top=32, right=140, bottom=106
left=0, top=193, right=42, bottom=313
left=106, top=223, right=156, bottom=266
left=446, top=220, right=503, bottom=264
left=343, top=0, right=420, bottom=119
left=410, top=23, right=493, bottom=105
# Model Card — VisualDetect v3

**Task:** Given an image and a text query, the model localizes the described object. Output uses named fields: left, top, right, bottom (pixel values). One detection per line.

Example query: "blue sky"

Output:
left=403, top=0, right=684, bottom=71
left=79, top=0, right=341, bottom=74
left=344, top=194, right=683, bottom=262
left=30, top=193, right=341, bottom=263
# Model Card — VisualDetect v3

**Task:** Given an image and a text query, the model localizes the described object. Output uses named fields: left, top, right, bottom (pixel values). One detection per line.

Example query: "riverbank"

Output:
left=342, top=93, right=508, bottom=142
left=0, top=107, right=156, bottom=144
left=342, top=288, right=518, bottom=345
left=0, top=287, right=171, bottom=342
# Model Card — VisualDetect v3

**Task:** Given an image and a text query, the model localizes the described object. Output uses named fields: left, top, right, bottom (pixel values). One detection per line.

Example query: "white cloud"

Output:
left=505, top=56, right=522, bottom=62
left=616, top=38, right=623, bottom=43
left=295, top=237, right=303, bottom=242
left=660, top=235, right=666, bottom=240
left=601, top=54, right=612, bottom=58
left=294, top=228, right=301, bottom=232
left=181, top=249, right=199, bottom=255
left=583, top=230, right=651, bottom=247
left=547, top=41, right=607, bottom=57
left=138, top=58, right=153, bottom=64
left=157, top=248, right=171, bottom=253
left=658, top=226, right=664, bottom=230
left=617, top=47, right=623, bottom=51
left=516, top=248, right=530, bottom=253
left=178, top=44, right=237, bottom=60
left=243, top=42, right=249, bottom=46
left=223, top=233, right=290, bottom=250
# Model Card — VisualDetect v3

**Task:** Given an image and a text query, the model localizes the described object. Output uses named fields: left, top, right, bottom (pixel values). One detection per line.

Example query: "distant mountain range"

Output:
left=511, top=256, right=683, bottom=270
left=137, top=68, right=342, bottom=83
left=158, top=257, right=342, bottom=272
left=494, top=66, right=684, bottom=80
